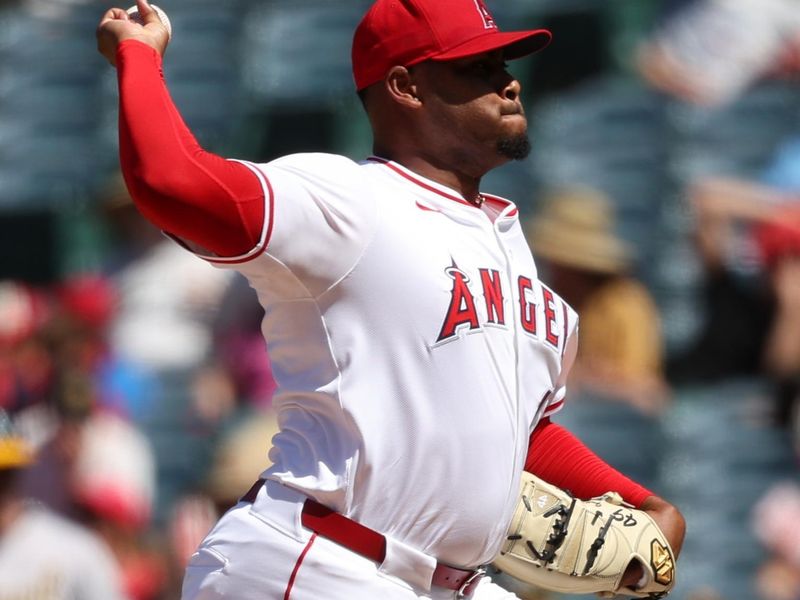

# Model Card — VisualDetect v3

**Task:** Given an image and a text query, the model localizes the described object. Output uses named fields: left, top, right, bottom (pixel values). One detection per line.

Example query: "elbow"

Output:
left=640, top=495, right=686, bottom=557
left=122, top=159, right=177, bottom=202
left=120, top=163, right=187, bottom=231
left=122, top=158, right=193, bottom=207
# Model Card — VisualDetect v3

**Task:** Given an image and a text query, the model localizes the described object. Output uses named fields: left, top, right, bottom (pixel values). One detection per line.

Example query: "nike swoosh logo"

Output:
left=416, top=201, right=440, bottom=213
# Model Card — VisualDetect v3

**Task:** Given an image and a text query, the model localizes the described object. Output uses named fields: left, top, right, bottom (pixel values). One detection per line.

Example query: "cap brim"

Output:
left=432, top=29, right=552, bottom=62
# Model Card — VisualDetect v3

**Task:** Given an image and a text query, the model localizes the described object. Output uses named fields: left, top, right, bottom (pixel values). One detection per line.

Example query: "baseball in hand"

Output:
left=126, top=4, right=172, bottom=39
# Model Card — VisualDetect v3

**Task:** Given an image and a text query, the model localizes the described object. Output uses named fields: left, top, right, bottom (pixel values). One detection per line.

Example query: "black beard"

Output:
left=497, top=135, right=531, bottom=160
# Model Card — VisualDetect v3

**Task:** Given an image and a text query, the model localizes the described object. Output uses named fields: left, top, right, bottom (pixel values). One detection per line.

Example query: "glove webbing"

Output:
left=583, top=512, right=613, bottom=574
left=508, top=495, right=578, bottom=565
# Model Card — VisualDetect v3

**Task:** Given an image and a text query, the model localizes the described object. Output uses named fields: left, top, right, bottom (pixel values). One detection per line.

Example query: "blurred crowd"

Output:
left=0, top=0, right=799, bottom=599
left=0, top=178, right=279, bottom=599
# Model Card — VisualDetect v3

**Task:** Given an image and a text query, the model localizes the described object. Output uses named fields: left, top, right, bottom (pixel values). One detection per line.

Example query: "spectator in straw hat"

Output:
left=526, top=186, right=668, bottom=415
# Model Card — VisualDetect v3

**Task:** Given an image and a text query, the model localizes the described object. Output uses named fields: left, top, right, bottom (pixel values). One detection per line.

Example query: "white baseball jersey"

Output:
left=191, top=153, right=578, bottom=569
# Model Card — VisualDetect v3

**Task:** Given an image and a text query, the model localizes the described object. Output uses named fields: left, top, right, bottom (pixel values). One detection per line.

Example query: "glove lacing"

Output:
left=507, top=494, right=577, bottom=565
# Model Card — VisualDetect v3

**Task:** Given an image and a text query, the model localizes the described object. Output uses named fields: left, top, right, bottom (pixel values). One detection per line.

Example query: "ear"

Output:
left=384, top=66, right=422, bottom=108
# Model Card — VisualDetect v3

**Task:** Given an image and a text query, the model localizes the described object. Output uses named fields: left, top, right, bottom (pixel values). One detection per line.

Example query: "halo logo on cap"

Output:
left=473, top=0, right=497, bottom=30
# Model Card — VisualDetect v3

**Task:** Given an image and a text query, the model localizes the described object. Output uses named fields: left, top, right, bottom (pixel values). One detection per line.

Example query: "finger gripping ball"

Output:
left=126, top=4, right=172, bottom=39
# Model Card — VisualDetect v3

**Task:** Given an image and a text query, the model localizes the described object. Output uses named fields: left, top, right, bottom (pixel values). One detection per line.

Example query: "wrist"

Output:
left=116, top=38, right=163, bottom=65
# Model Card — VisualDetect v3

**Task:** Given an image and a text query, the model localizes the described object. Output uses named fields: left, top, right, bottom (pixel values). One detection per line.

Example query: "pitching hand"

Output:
left=96, top=0, right=169, bottom=67
left=619, top=495, right=685, bottom=590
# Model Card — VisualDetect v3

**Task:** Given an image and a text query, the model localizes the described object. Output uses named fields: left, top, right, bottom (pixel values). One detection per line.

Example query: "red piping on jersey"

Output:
left=481, top=193, right=519, bottom=217
left=368, top=157, right=519, bottom=217
left=543, top=399, right=564, bottom=414
left=369, top=157, right=518, bottom=213
left=371, top=158, right=475, bottom=207
left=539, top=388, right=562, bottom=417
left=284, top=533, right=317, bottom=600
left=205, top=168, right=275, bottom=265
left=560, top=301, right=569, bottom=358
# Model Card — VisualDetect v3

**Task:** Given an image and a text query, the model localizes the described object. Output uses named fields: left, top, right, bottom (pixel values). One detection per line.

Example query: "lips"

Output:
left=501, top=105, right=524, bottom=117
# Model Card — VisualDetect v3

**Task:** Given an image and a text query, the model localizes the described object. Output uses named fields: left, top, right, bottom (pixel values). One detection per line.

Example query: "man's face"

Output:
left=411, top=50, right=530, bottom=171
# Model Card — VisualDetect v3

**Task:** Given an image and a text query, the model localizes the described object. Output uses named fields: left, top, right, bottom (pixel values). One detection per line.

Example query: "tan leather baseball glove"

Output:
left=493, top=471, right=676, bottom=599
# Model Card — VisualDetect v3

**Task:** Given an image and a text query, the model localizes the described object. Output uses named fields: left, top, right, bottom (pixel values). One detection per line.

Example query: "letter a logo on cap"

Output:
left=473, top=0, right=497, bottom=29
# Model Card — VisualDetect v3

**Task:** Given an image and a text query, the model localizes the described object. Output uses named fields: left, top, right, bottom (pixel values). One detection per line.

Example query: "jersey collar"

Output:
left=366, top=156, right=519, bottom=220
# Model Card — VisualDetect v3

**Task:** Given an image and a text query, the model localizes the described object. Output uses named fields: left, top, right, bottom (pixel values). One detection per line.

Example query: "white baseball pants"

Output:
left=181, top=480, right=520, bottom=600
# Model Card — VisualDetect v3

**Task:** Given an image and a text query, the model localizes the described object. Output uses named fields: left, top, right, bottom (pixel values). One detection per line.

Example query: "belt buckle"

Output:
left=456, top=567, right=486, bottom=598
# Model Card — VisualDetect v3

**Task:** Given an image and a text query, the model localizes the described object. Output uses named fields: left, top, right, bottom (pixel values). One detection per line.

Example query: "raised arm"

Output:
left=96, top=0, right=264, bottom=257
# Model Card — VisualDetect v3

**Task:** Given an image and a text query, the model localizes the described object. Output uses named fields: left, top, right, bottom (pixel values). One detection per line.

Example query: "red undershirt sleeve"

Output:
left=525, top=418, right=653, bottom=508
left=116, top=40, right=264, bottom=257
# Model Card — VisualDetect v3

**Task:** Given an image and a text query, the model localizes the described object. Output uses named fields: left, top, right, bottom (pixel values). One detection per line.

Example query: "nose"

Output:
left=502, top=77, right=521, bottom=102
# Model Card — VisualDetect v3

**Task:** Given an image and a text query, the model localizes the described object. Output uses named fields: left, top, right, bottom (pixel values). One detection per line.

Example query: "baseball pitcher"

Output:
left=95, top=0, right=686, bottom=598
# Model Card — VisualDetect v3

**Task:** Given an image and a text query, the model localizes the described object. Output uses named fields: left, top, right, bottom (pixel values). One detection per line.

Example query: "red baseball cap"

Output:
left=352, top=0, right=552, bottom=91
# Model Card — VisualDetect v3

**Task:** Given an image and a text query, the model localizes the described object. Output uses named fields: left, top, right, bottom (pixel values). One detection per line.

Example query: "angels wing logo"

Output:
left=473, top=0, right=497, bottom=29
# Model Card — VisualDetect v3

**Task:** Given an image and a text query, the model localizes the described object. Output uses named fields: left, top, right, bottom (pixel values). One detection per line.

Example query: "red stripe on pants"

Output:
left=284, top=533, right=318, bottom=600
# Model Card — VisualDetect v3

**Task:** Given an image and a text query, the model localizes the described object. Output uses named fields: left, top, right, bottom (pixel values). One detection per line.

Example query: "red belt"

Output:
left=241, top=479, right=485, bottom=597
